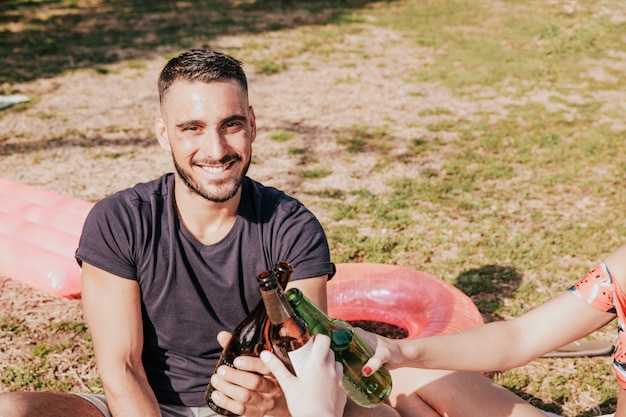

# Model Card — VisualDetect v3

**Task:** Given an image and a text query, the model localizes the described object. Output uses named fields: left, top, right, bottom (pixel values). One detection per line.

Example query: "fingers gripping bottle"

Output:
left=285, top=288, right=393, bottom=408
left=204, top=262, right=293, bottom=416
left=258, top=268, right=313, bottom=376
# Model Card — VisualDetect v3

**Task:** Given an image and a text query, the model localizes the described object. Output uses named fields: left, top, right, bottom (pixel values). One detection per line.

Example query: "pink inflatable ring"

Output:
left=0, top=178, right=94, bottom=298
left=327, top=263, right=484, bottom=338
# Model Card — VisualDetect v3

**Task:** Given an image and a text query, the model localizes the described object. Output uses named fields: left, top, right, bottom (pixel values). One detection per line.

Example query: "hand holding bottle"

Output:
left=285, top=288, right=393, bottom=408
left=355, top=328, right=413, bottom=376
left=261, top=334, right=347, bottom=417
left=205, top=263, right=294, bottom=416
left=209, top=330, right=289, bottom=417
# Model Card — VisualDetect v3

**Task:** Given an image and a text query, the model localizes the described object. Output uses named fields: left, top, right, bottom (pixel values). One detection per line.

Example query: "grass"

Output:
left=375, top=0, right=621, bottom=92
left=2, top=0, right=626, bottom=415
left=1, top=315, right=96, bottom=392
left=335, top=126, right=394, bottom=154
left=268, top=129, right=297, bottom=142
left=321, top=3, right=623, bottom=414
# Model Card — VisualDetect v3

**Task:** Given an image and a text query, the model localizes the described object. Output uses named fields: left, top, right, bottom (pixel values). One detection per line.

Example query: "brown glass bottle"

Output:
left=258, top=268, right=312, bottom=376
left=204, top=263, right=293, bottom=416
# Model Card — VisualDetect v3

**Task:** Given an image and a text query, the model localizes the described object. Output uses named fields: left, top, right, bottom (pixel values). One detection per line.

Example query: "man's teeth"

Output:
left=202, top=165, right=227, bottom=173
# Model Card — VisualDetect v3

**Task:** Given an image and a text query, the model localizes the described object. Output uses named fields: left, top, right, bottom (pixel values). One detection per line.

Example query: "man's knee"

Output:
left=0, top=392, right=31, bottom=417
left=0, top=392, right=103, bottom=417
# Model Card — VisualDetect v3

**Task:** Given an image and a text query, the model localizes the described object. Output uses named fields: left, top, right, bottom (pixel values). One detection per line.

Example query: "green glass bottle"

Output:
left=204, top=262, right=293, bottom=416
left=285, top=287, right=393, bottom=408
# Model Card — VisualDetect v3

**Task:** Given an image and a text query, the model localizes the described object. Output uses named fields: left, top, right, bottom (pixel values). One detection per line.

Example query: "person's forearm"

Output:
left=614, top=388, right=626, bottom=417
left=101, top=367, right=161, bottom=417
left=403, top=321, right=534, bottom=372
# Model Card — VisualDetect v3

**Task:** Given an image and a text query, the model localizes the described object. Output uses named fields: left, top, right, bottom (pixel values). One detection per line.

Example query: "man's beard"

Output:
left=172, top=153, right=251, bottom=203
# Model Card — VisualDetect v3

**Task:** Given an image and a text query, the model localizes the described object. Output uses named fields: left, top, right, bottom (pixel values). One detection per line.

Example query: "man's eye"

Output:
left=224, top=122, right=243, bottom=132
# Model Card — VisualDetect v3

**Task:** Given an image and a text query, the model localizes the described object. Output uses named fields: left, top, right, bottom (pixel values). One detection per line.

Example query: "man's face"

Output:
left=156, top=79, right=256, bottom=203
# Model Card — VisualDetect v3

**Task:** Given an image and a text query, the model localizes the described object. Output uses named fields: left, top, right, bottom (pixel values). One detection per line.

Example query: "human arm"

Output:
left=359, top=290, right=616, bottom=375
left=287, top=275, right=328, bottom=312
left=615, top=388, right=626, bottom=417
left=604, top=243, right=626, bottom=288
left=260, top=334, right=347, bottom=417
left=81, top=262, right=161, bottom=417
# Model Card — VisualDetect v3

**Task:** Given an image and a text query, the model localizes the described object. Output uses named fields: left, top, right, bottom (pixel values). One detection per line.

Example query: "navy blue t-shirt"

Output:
left=75, top=174, right=333, bottom=406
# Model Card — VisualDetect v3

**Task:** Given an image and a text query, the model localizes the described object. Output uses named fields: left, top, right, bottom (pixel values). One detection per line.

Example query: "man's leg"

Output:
left=0, top=392, right=105, bottom=417
left=389, top=368, right=549, bottom=417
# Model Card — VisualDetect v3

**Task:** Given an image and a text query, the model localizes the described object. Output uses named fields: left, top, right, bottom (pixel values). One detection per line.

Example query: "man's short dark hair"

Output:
left=158, top=49, right=248, bottom=102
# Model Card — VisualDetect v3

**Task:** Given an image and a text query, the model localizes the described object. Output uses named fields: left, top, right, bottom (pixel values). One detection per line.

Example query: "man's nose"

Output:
left=200, top=130, right=229, bottom=161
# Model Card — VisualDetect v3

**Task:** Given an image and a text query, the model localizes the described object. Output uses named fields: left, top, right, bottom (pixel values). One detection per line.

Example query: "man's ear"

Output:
left=155, top=116, right=171, bottom=152
left=249, top=105, right=257, bottom=144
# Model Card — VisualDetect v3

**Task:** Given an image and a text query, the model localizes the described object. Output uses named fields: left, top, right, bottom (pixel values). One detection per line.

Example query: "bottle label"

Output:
left=287, top=338, right=314, bottom=377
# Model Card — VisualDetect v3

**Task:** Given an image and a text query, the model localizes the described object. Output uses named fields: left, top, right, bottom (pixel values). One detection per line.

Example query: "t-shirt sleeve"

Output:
left=271, top=197, right=334, bottom=282
left=568, top=263, right=616, bottom=314
left=75, top=194, right=139, bottom=280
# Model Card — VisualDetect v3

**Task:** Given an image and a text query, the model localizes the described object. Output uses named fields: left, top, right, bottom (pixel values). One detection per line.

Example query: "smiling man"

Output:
left=0, top=49, right=400, bottom=417
left=76, top=49, right=338, bottom=417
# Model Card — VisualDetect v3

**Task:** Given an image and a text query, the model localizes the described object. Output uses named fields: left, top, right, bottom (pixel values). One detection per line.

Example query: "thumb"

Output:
left=217, top=331, right=233, bottom=349
left=260, top=350, right=295, bottom=386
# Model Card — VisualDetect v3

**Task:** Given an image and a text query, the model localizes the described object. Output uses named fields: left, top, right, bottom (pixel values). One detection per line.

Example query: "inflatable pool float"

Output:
left=328, top=263, right=484, bottom=338
left=0, top=178, right=94, bottom=298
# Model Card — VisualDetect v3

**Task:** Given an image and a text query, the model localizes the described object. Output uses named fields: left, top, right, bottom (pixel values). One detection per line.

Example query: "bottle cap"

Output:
left=257, top=270, right=279, bottom=290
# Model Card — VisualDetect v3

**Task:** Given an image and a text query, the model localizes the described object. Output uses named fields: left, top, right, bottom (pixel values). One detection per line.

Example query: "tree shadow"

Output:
left=453, top=264, right=523, bottom=322
left=0, top=0, right=391, bottom=85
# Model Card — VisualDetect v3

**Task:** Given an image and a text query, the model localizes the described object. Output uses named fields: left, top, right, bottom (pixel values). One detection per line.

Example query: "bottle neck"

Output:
left=286, top=288, right=333, bottom=327
left=274, top=261, right=294, bottom=288
left=262, top=285, right=296, bottom=325
left=286, top=288, right=352, bottom=350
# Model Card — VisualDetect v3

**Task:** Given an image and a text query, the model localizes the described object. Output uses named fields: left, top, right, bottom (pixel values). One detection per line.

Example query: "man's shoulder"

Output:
left=245, top=177, right=297, bottom=200
left=100, top=174, right=172, bottom=205
left=241, top=177, right=321, bottom=231
left=244, top=177, right=300, bottom=210
left=88, top=174, right=173, bottom=220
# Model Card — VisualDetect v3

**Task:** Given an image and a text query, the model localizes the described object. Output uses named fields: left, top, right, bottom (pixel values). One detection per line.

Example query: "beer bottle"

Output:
left=258, top=268, right=312, bottom=376
left=204, top=263, right=293, bottom=416
left=285, top=287, right=393, bottom=408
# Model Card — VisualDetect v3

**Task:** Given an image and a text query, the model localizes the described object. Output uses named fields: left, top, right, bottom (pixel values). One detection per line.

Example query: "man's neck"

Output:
left=174, top=180, right=241, bottom=246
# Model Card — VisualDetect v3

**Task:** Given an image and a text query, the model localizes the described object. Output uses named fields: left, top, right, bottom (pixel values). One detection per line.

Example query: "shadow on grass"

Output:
left=511, top=391, right=566, bottom=417
left=454, top=266, right=618, bottom=416
left=0, top=134, right=156, bottom=157
left=0, top=0, right=390, bottom=85
left=573, top=398, right=617, bottom=417
left=509, top=390, right=616, bottom=417
left=454, top=264, right=523, bottom=322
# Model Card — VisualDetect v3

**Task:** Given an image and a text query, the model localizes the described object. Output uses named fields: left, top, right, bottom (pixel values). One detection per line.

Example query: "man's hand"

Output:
left=209, top=331, right=290, bottom=417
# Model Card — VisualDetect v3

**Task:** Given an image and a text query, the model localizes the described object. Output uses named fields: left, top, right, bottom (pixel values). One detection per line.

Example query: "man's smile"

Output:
left=198, top=160, right=235, bottom=174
